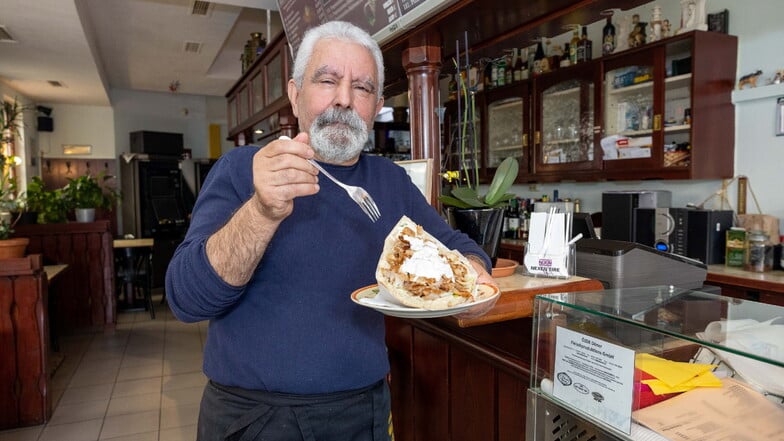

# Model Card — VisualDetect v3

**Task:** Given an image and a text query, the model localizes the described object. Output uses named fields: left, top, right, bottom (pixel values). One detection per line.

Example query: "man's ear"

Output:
left=375, top=96, right=385, bottom=118
left=287, top=79, right=300, bottom=117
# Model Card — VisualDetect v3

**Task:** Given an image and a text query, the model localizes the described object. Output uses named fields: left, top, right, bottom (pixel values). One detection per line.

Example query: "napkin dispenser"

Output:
left=575, top=239, right=707, bottom=289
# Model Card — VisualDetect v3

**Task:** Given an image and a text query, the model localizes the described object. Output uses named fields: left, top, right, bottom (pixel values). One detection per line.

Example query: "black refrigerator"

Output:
left=120, top=154, right=190, bottom=288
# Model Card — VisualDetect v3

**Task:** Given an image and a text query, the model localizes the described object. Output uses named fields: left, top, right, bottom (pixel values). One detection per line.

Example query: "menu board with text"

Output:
left=277, top=0, right=435, bottom=52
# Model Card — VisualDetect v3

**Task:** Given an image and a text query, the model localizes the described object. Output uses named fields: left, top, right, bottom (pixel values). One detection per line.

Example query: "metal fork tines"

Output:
left=308, top=159, right=381, bottom=222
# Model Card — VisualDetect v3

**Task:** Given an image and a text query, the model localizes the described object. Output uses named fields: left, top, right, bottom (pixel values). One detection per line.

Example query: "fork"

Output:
left=307, top=159, right=381, bottom=222
left=277, top=136, right=380, bottom=222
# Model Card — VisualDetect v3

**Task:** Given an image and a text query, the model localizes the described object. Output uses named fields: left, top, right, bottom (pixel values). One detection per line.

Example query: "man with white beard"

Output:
left=166, top=21, right=494, bottom=441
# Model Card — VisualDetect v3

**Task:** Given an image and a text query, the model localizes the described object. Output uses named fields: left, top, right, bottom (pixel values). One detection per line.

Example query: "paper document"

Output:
left=633, top=377, right=784, bottom=440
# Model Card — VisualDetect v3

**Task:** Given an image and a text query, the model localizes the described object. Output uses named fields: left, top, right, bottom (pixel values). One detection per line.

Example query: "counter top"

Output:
left=454, top=269, right=604, bottom=327
left=707, top=264, right=784, bottom=294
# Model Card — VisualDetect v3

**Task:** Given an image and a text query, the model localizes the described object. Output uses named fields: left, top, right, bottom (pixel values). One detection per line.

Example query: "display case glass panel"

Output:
left=528, top=286, right=784, bottom=440
left=251, top=71, right=264, bottom=113
left=662, top=39, right=693, bottom=169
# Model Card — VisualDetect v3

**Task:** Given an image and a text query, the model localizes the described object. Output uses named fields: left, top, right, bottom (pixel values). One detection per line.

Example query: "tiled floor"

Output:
left=0, top=297, right=209, bottom=441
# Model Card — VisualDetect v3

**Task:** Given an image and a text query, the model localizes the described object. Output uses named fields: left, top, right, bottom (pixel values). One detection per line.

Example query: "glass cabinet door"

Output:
left=602, top=49, right=658, bottom=171
left=266, top=52, right=283, bottom=104
left=662, top=38, right=693, bottom=169
left=487, top=97, right=523, bottom=169
left=534, top=62, right=599, bottom=176
left=443, top=93, right=484, bottom=182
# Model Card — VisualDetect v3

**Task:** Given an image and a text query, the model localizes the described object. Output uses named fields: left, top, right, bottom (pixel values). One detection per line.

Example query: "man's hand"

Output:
left=250, top=132, right=319, bottom=221
left=456, top=258, right=499, bottom=320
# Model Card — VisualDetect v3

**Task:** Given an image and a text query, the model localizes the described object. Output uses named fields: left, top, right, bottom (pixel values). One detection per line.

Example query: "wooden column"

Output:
left=402, top=32, right=442, bottom=205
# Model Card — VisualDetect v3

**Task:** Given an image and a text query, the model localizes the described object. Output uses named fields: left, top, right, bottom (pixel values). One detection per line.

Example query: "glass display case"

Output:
left=527, top=286, right=784, bottom=441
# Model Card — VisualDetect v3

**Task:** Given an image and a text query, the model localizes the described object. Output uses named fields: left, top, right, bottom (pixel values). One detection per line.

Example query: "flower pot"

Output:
left=447, top=207, right=505, bottom=266
left=0, top=237, right=29, bottom=259
left=74, top=208, right=96, bottom=223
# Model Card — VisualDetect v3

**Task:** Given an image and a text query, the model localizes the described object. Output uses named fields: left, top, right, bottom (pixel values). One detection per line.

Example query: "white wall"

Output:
left=502, top=0, right=784, bottom=237
left=36, top=103, right=115, bottom=159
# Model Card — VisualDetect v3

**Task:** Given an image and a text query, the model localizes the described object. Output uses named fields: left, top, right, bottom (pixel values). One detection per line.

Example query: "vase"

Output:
left=447, top=207, right=505, bottom=266
left=0, top=237, right=29, bottom=259
left=75, top=208, right=96, bottom=223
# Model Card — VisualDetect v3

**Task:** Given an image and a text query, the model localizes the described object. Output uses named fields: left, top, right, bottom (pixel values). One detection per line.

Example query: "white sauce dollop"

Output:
left=399, top=234, right=454, bottom=281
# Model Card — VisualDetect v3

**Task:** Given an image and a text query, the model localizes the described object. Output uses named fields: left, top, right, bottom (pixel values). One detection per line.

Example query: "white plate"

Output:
left=351, top=283, right=500, bottom=318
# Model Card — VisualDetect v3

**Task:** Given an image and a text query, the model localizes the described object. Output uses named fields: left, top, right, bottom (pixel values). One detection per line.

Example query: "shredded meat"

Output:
left=385, top=225, right=473, bottom=299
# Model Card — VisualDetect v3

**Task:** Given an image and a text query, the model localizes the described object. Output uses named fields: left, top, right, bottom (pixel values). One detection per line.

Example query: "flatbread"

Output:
left=375, top=215, right=478, bottom=309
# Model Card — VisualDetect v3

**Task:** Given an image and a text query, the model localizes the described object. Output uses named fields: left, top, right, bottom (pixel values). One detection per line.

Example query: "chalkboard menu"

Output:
left=277, top=0, right=452, bottom=53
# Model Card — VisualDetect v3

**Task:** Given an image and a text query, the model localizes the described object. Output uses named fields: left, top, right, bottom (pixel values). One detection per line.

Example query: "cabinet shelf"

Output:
left=665, top=73, right=692, bottom=88
left=608, top=80, right=653, bottom=95
left=546, top=86, right=580, bottom=98
left=664, top=124, right=691, bottom=133
left=490, top=144, right=524, bottom=151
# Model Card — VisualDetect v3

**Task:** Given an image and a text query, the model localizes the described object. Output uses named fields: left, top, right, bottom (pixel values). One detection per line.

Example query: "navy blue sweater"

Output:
left=166, top=146, right=490, bottom=394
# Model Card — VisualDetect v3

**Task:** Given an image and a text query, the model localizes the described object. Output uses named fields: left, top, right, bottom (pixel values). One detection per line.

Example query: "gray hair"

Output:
left=291, top=21, right=385, bottom=100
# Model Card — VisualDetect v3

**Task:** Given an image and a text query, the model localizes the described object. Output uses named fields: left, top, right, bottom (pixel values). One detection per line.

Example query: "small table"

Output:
left=113, top=238, right=155, bottom=317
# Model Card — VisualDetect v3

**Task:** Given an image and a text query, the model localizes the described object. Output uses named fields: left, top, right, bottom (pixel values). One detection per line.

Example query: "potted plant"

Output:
left=62, top=172, right=119, bottom=222
left=25, top=176, right=69, bottom=224
left=440, top=157, right=519, bottom=266
left=0, top=154, right=28, bottom=258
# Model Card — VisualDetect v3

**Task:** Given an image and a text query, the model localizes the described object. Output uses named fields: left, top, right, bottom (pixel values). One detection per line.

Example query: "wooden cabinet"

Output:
left=532, top=61, right=601, bottom=181
left=226, top=33, right=296, bottom=145
left=600, top=30, right=737, bottom=180
left=448, top=30, right=736, bottom=184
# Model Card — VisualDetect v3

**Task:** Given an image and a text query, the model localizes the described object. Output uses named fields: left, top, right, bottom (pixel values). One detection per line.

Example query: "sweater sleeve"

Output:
left=165, top=148, right=256, bottom=323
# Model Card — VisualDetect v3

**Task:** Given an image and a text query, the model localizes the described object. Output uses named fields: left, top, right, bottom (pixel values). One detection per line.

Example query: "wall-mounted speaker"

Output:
left=37, top=116, right=53, bottom=132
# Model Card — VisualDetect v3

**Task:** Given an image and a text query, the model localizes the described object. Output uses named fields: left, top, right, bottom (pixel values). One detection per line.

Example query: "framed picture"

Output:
left=677, top=0, right=708, bottom=34
left=395, top=158, right=434, bottom=205
left=707, top=9, right=729, bottom=34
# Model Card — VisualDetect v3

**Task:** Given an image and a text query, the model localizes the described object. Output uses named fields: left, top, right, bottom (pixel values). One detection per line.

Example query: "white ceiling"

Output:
left=0, top=0, right=283, bottom=106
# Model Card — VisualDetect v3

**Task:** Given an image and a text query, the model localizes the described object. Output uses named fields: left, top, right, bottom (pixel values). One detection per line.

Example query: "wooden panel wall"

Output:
left=14, top=221, right=115, bottom=330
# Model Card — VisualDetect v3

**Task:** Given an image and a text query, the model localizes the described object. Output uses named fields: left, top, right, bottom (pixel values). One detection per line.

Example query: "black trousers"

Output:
left=197, top=379, right=394, bottom=441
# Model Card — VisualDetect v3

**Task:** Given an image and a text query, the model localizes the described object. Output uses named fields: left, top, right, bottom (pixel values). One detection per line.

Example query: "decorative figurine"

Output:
left=628, top=14, right=647, bottom=48
left=662, top=19, right=672, bottom=38
left=617, top=14, right=631, bottom=52
left=677, top=0, right=708, bottom=34
left=770, top=70, right=783, bottom=85
left=649, top=5, right=663, bottom=42
left=738, top=70, right=763, bottom=89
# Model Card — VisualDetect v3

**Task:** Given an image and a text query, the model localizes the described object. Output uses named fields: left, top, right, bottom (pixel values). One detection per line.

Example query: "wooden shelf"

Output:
left=732, top=82, right=784, bottom=104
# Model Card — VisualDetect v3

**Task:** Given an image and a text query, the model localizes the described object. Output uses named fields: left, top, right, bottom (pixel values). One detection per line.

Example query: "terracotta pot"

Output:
left=0, top=237, right=30, bottom=259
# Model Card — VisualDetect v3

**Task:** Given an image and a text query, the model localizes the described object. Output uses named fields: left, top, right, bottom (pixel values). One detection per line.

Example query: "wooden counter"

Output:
left=386, top=273, right=603, bottom=441
left=0, top=255, right=51, bottom=429
left=706, top=264, right=784, bottom=306
left=456, top=272, right=603, bottom=327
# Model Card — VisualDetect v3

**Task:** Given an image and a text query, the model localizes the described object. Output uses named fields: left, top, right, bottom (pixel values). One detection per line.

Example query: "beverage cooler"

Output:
left=121, top=131, right=190, bottom=288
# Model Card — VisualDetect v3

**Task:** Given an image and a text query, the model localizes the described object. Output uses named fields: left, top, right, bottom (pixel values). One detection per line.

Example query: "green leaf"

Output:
left=438, top=195, right=473, bottom=209
left=451, top=186, right=487, bottom=207
left=484, top=157, right=519, bottom=207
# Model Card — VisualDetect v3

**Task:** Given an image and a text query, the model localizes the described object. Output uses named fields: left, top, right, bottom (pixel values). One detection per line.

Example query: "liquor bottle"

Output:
left=602, top=12, right=616, bottom=55
left=533, top=39, right=546, bottom=75
left=506, top=199, right=520, bottom=239
left=577, top=26, right=592, bottom=62
left=561, top=43, right=571, bottom=67
left=513, top=48, right=525, bottom=82
left=504, top=51, right=513, bottom=85
left=497, top=57, right=506, bottom=87
left=569, top=26, right=580, bottom=65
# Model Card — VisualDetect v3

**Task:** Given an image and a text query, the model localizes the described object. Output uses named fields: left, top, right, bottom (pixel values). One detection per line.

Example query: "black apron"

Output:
left=197, top=379, right=394, bottom=441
